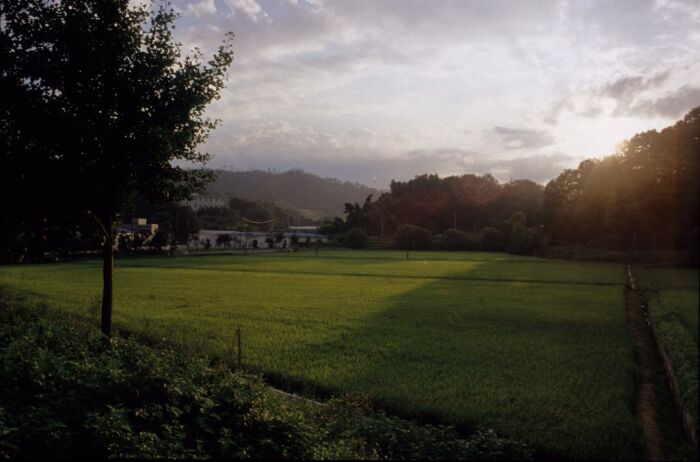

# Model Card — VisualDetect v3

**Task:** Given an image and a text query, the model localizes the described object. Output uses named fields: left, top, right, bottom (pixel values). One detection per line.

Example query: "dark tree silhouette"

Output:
left=0, top=0, right=233, bottom=335
left=543, top=107, right=700, bottom=257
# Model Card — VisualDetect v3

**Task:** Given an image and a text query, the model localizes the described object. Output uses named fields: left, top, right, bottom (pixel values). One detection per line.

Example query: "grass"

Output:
left=0, top=250, right=641, bottom=459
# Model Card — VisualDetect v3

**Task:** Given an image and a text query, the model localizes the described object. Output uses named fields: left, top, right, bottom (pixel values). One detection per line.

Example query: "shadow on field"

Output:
left=271, top=261, right=641, bottom=460
left=115, top=250, right=625, bottom=287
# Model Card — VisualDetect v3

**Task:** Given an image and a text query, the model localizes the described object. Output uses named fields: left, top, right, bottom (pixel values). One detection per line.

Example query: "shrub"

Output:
left=508, top=227, right=538, bottom=255
left=344, top=228, right=368, bottom=249
left=394, top=224, right=432, bottom=250
left=440, top=229, right=480, bottom=251
left=316, top=394, right=533, bottom=460
left=481, top=227, right=505, bottom=251
left=646, top=296, right=698, bottom=437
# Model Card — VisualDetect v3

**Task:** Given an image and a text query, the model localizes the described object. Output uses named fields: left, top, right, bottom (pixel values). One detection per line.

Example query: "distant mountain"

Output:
left=206, top=169, right=378, bottom=220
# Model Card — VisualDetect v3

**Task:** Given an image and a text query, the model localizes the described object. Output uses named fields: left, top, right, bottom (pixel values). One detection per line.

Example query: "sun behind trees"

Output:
left=544, top=107, right=700, bottom=260
left=324, top=107, right=698, bottom=262
left=0, top=0, right=234, bottom=336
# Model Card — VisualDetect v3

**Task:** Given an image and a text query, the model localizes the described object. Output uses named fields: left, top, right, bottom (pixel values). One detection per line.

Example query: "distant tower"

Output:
left=372, top=174, right=378, bottom=191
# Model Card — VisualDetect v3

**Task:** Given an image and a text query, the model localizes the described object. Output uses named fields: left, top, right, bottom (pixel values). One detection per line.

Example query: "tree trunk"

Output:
left=101, top=215, right=114, bottom=337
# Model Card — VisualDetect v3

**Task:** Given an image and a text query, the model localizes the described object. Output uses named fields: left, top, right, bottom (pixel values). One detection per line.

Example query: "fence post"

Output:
left=236, top=325, right=242, bottom=368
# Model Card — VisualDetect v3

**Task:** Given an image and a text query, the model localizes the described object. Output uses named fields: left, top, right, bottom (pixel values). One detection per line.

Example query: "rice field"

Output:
left=0, top=250, right=641, bottom=459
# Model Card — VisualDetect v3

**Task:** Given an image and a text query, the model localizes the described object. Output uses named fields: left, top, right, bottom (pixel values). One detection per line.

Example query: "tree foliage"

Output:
left=439, top=229, right=480, bottom=251
left=0, top=0, right=234, bottom=334
left=543, top=107, right=700, bottom=258
left=344, top=227, right=368, bottom=249
left=356, top=174, right=543, bottom=238
left=394, top=225, right=432, bottom=250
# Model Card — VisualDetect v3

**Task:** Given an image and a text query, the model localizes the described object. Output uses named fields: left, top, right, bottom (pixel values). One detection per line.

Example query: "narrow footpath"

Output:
left=625, top=270, right=693, bottom=460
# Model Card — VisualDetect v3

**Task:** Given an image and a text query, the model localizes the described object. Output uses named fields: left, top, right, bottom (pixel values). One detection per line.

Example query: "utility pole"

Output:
left=380, top=212, right=384, bottom=240
left=315, top=225, right=319, bottom=257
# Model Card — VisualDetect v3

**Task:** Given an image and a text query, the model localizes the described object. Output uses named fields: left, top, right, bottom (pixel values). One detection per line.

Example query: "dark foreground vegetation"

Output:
left=0, top=288, right=531, bottom=460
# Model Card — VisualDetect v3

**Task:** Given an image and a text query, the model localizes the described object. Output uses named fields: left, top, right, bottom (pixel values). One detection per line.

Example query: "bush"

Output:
left=646, top=296, right=698, bottom=437
left=344, top=228, right=368, bottom=249
left=439, top=229, right=480, bottom=251
left=394, top=224, right=432, bottom=250
left=508, top=227, right=538, bottom=255
left=315, top=394, right=533, bottom=460
left=481, top=227, right=505, bottom=251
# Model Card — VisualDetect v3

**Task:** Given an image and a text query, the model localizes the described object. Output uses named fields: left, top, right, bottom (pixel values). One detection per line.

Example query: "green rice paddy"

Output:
left=0, top=250, right=642, bottom=459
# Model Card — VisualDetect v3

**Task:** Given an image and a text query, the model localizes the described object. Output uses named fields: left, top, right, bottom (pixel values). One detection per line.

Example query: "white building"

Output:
left=193, top=228, right=327, bottom=250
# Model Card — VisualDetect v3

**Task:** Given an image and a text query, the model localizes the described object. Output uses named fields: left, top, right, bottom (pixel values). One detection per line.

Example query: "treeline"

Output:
left=322, top=175, right=546, bottom=254
left=321, top=174, right=546, bottom=254
left=544, top=107, right=699, bottom=258
left=323, top=107, right=699, bottom=259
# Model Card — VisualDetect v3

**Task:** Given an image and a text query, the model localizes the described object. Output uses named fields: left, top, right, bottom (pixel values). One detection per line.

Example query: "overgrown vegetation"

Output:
left=649, top=301, right=699, bottom=436
left=635, top=267, right=699, bottom=437
left=0, top=289, right=531, bottom=460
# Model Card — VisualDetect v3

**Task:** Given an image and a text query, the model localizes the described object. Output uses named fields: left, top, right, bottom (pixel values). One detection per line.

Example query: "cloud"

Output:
left=631, top=85, right=700, bottom=118
left=600, top=72, right=669, bottom=100
left=491, top=127, right=555, bottom=150
left=185, top=0, right=216, bottom=18
left=599, top=71, right=671, bottom=115
left=545, top=68, right=698, bottom=123
left=224, top=0, right=268, bottom=22
left=204, top=120, right=574, bottom=187
left=165, top=0, right=700, bottom=187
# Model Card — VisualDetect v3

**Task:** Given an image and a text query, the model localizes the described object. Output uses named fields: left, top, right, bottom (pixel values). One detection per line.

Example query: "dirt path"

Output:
left=626, top=286, right=664, bottom=460
left=625, top=269, right=692, bottom=460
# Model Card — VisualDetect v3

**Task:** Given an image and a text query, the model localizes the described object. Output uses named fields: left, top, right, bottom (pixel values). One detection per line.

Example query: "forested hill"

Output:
left=206, top=169, right=377, bottom=219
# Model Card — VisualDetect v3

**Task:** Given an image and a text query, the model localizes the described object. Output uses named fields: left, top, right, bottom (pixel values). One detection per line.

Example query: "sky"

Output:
left=167, top=0, right=700, bottom=188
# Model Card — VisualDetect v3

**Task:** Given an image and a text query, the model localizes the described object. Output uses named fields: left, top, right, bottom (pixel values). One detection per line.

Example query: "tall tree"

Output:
left=542, top=106, right=700, bottom=254
left=1, top=0, right=233, bottom=335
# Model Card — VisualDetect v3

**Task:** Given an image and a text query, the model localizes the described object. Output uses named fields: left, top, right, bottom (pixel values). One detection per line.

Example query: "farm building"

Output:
left=117, top=218, right=159, bottom=237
